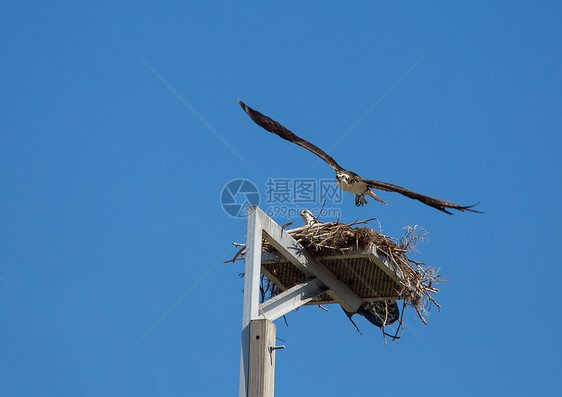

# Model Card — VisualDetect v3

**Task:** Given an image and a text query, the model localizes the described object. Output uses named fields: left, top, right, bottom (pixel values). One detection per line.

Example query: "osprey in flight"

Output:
left=239, top=99, right=482, bottom=214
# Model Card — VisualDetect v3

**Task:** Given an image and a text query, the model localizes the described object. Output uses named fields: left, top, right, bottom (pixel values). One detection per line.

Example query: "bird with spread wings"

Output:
left=239, top=99, right=482, bottom=214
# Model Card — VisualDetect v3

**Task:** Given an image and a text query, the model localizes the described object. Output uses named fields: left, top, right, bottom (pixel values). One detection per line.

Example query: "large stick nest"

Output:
left=229, top=218, right=444, bottom=325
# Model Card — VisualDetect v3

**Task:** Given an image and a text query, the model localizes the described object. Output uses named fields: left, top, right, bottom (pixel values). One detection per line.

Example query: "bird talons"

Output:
left=355, top=194, right=367, bottom=206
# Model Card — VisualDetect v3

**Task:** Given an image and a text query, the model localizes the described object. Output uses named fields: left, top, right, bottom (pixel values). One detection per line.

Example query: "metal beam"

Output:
left=242, top=207, right=262, bottom=326
left=240, top=207, right=263, bottom=397
left=366, top=246, right=407, bottom=286
left=256, top=207, right=362, bottom=312
left=258, top=279, right=327, bottom=321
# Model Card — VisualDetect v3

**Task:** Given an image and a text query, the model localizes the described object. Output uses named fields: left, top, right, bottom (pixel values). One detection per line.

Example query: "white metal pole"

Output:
left=239, top=206, right=262, bottom=397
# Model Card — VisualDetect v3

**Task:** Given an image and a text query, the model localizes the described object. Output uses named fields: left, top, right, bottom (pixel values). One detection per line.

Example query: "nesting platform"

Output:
left=261, top=247, right=407, bottom=305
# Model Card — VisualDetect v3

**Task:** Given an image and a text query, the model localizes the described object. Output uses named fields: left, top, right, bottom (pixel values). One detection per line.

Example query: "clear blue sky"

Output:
left=1, top=2, right=561, bottom=396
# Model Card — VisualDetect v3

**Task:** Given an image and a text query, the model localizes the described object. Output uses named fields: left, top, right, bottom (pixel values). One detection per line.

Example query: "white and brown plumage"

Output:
left=300, top=209, right=318, bottom=226
left=239, top=99, right=482, bottom=214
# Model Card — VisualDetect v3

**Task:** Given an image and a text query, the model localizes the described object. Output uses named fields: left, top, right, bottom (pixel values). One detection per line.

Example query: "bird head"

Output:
left=336, top=172, right=349, bottom=184
left=300, top=209, right=317, bottom=226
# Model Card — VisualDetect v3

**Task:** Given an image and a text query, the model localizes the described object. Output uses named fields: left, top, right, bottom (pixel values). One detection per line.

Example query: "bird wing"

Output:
left=364, top=179, right=483, bottom=214
left=238, top=99, right=344, bottom=172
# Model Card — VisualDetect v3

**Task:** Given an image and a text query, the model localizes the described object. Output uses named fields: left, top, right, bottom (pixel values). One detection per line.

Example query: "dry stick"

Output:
left=347, top=315, right=363, bottom=335
left=280, top=221, right=294, bottom=229
left=317, top=196, right=328, bottom=221
left=381, top=301, right=390, bottom=345
left=389, top=301, right=406, bottom=341
left=224, top=246, right=246, bottom=263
